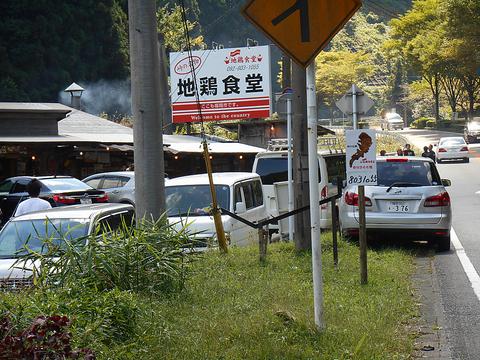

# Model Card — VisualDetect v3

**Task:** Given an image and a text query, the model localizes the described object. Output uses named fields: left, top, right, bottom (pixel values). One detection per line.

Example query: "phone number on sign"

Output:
left=348, top=174, right=377, bottom=185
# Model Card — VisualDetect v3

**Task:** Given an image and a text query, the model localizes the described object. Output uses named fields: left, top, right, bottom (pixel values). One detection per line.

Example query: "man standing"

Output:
left=14, top=179, right=52, bottom=216
left=403, top=143, right=415, bottom=156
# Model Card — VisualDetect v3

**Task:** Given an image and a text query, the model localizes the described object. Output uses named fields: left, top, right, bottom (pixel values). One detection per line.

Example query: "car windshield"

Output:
left=41, top=178, right=92, bottom=192
left=165, top=185, right=230, bottom=216
left=0, top=218, right=89, bottom=258
left=377, top=161, right=441, bottom=187
left=439, top=138, right=465, bottom=146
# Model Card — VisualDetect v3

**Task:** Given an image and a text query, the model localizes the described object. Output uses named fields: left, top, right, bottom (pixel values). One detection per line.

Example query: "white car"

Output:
left=83, top=171, right=136, bottom=206
left=0, top=203, right=134, bottom=289
left=381, top=112, right=404, bottom=131
left=339, top=157, right=452, bottom=251
left=165, top=172, right=267, bottom=248
left=436, top=137, right=469, bottom=163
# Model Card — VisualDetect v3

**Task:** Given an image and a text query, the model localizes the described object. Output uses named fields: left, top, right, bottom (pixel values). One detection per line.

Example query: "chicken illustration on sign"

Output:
left=345, top=129, right=377, bottom=186
left=349, top=132, right=372, bottom=167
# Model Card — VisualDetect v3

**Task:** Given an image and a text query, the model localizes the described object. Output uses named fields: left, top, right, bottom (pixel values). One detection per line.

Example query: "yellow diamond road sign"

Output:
left=242, top=0, right=362, bottom=67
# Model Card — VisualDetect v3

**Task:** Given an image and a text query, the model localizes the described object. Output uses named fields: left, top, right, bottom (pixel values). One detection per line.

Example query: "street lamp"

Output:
left=64, top=82, right=85, bottom=110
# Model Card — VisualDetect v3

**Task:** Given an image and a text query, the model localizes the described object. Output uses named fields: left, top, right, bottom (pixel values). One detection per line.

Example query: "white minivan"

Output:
left=252, top=150, right=346, bottom=233
left=165, top=172, right=266, bottom=248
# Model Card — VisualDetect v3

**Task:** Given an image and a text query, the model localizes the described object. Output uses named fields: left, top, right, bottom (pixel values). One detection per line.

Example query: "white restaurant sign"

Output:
left=345, top=129, right=378, bottom=186
left=169, top=46, right=271, bottom=123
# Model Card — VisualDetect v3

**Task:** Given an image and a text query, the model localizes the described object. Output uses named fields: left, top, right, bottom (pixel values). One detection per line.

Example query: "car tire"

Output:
left=464, top=157, right=470, bottom=163
left=437, top=235, right=451, bottom=252
left=436, top=159, right=442, bottom=164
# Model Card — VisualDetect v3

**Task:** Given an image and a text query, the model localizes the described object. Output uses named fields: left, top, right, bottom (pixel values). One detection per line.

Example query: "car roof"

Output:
left=4, top=175, right=74, bottom=182
left=376, top=156, right=434, bottom=163
left=83, top=171, right=135, bottom=180
left=9, top=203, right=133, bottom=222
left=166, top=172, right=260, bottom=186
left=438, top=136, right=465, bottom=141
left=255, top=150, right=344, bottom=158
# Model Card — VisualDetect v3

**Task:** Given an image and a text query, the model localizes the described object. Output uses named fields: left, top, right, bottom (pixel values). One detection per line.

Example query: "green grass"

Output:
left=106, top=234, right=417, bottom=359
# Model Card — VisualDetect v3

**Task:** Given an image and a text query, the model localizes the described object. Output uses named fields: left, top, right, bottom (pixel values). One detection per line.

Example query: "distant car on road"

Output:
left=83, top=171, right=135, bottom=206
left=464, top=121, right=480, bottom=144
left=435, top=137, right=469, bottom=163
left=0, top=203, right=134, bottom=289
left=381, top=112, right=404, bottom=131
left=0, top=176, right=108, bottom=226
left=339, top=157, right=452, bottom=251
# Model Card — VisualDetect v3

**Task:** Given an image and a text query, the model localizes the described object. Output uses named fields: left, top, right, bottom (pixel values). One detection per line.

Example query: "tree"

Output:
left=315, top=51, right=373, bottom=118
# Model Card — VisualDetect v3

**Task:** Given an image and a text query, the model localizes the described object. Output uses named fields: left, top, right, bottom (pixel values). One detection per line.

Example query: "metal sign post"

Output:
left=306, top=62, right=323, bottom=329
left=277, top=89, right=295, bottom=241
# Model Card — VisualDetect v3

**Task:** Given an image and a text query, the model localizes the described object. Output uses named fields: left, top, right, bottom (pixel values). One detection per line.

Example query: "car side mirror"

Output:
left=441, top=179, right=451, bottom=187
left=235, top=202, right=247, bottom=214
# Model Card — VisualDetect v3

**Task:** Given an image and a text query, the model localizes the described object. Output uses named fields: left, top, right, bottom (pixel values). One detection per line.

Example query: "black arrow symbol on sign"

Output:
left=271, top=0, right=310, bottom=42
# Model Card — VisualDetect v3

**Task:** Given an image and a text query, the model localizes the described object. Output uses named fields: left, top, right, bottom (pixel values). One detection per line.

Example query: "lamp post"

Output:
left=64, top=82, right=85, bottom=110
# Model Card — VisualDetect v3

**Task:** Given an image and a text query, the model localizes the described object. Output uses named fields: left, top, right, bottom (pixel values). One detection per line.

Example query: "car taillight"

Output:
left=53, top=194, right=76, bottom=205
left=321, top=186, right=328, bottom=209
left=321, top=186, right=328, bottom=198
left=460, top=146, right=468, bottom=152
left=96, top=194, right=109, bottom=203
left=438, top=148, right=447, bottom=153
left=344, top=191, right=372, bottom=207
left=424, top=192, right=450, bottom=207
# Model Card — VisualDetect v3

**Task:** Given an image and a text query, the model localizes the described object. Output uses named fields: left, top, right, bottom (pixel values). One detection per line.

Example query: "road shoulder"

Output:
left=412, top=255, right=452, bottom=359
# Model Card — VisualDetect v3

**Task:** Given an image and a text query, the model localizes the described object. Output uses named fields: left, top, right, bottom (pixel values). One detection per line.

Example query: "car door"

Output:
left=0, top=179, right=14, bottom=224
left=97, top=176, right=123, bottom=203
left=5, top=179, right=30, bottom=219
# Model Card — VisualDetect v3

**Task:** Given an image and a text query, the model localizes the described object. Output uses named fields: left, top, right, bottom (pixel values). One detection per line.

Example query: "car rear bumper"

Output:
left=340, top=209, right=451, bottom=233
left=437, top=151, right=469, bottom=160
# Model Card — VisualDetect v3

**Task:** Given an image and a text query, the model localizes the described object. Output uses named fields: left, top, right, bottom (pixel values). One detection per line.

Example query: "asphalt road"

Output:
left=400, top=129, right=480, bottom=359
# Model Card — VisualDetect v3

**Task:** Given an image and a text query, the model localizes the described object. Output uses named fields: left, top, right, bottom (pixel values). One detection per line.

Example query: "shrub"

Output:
left=15, top=217, right=197, bottom=296
left=410, top=117, right=434, bottom=129
left=425, top=119, right=436, bottom=128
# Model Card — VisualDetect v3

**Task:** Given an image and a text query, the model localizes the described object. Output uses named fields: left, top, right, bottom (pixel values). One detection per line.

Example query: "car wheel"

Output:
left=464, top=157, right=470, bottom=163
left=436, top=159, right=442, bottom=164
left=437, top=235, right=451, bottom=252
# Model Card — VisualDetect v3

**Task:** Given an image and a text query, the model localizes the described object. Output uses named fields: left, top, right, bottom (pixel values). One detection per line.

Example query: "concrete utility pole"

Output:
left=292, top=61, right=311, bottom=250
left=128, top=0, right=166, bottom=220
left=158, top=33, right=173, bottom=135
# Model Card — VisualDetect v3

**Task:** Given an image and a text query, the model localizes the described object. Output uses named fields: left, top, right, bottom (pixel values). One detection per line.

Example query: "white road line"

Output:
left=451, top=228, right=480, bottom=301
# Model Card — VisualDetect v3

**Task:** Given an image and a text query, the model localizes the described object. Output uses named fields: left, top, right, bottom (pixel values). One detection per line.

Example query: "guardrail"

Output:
left=220, top=178, right=343, bottom=265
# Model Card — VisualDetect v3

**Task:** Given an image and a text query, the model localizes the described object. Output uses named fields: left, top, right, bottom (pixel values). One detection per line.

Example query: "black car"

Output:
left=0, top=176, right=109, bottom=225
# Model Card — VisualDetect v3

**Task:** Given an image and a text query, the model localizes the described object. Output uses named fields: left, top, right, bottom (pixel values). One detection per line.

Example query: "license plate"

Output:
left=387, top=201, right=409, bottom=212
left=80, top=198, right=92, bottom=204
left=476, top=136, right=480, bottom=140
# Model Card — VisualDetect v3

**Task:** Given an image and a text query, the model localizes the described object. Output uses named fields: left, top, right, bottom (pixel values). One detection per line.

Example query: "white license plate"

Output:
left=387, top=201, right=409, bottom=213
left=80, top=198, right=92, bottom=204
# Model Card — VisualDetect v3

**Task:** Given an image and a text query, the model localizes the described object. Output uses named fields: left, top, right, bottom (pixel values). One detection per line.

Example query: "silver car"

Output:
left=83, top=171, right=135, bottom=206
left=0, top=203, right=134, bottom=289
left=435, top=137, right=469, bottom=163
left=339, top=157, right=452, bottom=251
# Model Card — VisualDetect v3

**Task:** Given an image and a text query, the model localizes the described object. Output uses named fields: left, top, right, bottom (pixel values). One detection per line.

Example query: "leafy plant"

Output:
left=0, top=314, right=94, bottom=359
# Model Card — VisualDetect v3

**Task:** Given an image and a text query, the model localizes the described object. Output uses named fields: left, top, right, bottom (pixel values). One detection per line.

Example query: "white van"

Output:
left=252, top=150, right=346, bottom=233
left=165, top=172, right=266, bottom=248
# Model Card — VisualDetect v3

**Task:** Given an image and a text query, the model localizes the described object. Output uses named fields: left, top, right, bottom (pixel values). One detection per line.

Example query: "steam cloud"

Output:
left=59, top=79, right=131, bottom=117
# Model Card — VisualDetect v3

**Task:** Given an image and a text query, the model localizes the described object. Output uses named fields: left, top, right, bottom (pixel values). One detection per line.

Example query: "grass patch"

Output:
left=117, top=234, right=417, bottom=359
left=0, top=233, right=417, bottom=359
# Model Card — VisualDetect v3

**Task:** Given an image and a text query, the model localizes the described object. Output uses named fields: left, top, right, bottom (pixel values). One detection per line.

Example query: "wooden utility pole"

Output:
left=158, top=33, right=173, bottom=135
left=128, top=0, right=166, bottom=220
left=292, top=61, right=311, bottom=250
